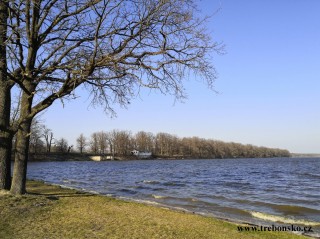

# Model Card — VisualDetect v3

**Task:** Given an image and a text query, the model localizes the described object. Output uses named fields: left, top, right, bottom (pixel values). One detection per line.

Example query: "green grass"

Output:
left=0, top=180, right=309, bottom=239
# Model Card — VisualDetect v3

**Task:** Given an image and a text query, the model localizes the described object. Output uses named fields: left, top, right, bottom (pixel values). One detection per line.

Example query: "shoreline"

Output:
left=25, top=152, right=301, bottom=162
left=40, top=180, right=320, bottom=239
left=1, top=180, right=312, bottom=239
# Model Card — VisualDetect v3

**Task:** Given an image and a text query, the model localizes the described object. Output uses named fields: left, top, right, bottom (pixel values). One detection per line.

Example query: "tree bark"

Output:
left=0, top=83, right=12, bottom=190
left=10, top=91, right=33, bottom=195
left=0, top=0, right=12, bottom=190
left=10, top=121, right=32, bottom=195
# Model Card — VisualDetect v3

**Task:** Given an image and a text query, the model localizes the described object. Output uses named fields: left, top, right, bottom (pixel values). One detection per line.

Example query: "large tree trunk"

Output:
left=0, top=84, right=12, bottom=190
left=0, top=0, right=11, bottom=190
left=10, top=91, right=33, bottom=195
left=10, top=120, right=32, bottom=195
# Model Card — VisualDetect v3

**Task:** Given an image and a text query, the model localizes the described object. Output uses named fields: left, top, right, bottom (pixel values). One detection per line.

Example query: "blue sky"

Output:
left=42, top=0, right=320, bottom=154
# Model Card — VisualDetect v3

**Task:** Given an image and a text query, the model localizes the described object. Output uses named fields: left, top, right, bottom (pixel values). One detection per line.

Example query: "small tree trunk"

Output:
left=10, top=90, right=33, bottom=195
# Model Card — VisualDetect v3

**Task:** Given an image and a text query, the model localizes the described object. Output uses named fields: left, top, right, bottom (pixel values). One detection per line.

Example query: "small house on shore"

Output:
left=131, top=150, right=152, bottom=159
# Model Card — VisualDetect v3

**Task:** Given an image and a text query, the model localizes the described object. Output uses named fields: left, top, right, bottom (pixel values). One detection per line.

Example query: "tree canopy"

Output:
left=7, top=0, right=222, bottom=121
left=0, top=0, right=222, bottom=194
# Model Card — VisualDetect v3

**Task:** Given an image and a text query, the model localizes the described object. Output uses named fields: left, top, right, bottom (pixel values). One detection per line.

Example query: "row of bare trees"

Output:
left=0, top=0, right=221, bottom=194
left=29, top=119, right=53, bottom=153
left=76, top=130, right=290, bottom=159
left=29, top=119, right=71, bottom=153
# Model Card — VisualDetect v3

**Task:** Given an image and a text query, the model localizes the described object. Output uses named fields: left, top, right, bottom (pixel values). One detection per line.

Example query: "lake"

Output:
left=26, top=157, right=320, bottom=237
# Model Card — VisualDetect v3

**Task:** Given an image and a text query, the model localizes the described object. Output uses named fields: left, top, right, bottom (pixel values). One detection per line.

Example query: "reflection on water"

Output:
left=26, top=157, right=320, bottom=237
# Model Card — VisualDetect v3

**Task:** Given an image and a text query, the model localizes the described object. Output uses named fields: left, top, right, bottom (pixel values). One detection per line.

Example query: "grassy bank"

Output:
left=0, top=181, right=308, bottom=239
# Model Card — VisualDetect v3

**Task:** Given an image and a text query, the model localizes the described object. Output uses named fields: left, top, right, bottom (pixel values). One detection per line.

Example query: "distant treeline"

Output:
left=83, top=130, right=290, bottom=159
left=28, top=119, right=290, bottom=159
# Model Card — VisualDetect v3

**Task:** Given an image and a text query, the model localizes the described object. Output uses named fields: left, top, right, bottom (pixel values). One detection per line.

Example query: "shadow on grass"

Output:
left=26, top=180, right=96, bottom=199
left=28, top=192, right=96, bottom=198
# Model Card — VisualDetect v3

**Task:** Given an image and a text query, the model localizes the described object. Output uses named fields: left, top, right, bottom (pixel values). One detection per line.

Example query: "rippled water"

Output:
left=26, top=157, right=320, bottom=237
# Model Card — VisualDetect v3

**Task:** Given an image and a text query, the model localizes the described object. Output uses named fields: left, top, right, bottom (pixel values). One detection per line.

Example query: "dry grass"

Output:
left=0, top=180, right=308, bottom=239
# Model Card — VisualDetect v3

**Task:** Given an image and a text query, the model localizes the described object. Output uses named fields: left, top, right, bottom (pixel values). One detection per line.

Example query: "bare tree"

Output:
left=106, top=131, right=115, bottom=156
left=155, top=132, right=174, bottom=156
left=76, top=133, right=87, bottom=154
left=118, top=130, right=132, bottom=156
left=42, top=125, right=54, bottom=153
left=134, top=131, right=154, bottom=152
left=5, top=0, right=222, bottom=194
left=97, top=131, right=108, bottom=154
left=109, top=129, right=132, bottom=156
left=90, top=133, right=99, bottom=154
left=55, top=138, right=68, bottom=153
left=29, top=118, right=45, bottom=153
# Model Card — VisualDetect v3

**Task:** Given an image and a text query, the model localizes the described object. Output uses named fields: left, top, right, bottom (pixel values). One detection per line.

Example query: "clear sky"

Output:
left=41, top=0, right=320, bottom=154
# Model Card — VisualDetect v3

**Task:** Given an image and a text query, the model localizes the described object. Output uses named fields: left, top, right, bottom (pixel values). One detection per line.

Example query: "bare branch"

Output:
left=6, top=0, right=223, bottom=127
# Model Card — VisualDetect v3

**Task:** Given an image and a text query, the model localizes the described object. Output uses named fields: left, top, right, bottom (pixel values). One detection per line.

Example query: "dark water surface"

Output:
left=27, top=157, right=320, bottom=237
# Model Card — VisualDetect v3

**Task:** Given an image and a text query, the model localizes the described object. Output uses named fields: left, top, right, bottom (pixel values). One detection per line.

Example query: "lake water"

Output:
left=26, top=157, right=320, bottom=237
